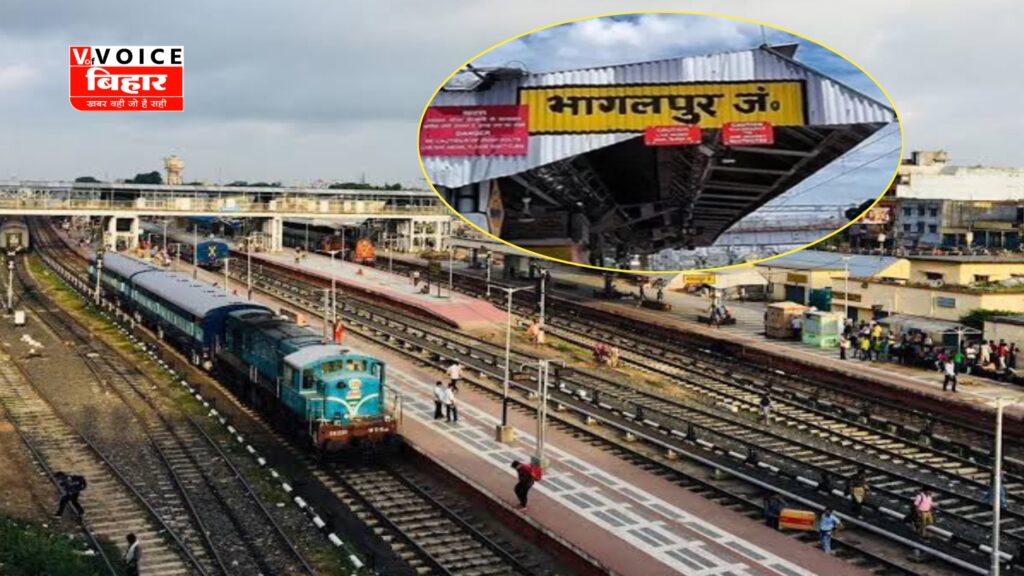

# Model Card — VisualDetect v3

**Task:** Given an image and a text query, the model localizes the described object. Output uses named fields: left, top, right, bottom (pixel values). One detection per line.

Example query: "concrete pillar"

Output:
left=261, top=216, right=284, bottom=252
left=107, top=216, right=117, bottom=250
left=127, top=216, right=140, bottom=250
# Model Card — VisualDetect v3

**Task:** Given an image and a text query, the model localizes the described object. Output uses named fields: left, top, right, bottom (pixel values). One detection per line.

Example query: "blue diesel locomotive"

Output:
left=90, top=252, right=396, bottom=450
left=141, top=223, right=230, bottom=269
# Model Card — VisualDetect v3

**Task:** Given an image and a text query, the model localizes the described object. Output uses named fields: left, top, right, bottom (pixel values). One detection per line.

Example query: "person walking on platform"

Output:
left=838, top=335, right=850, bottom=361
left=432, top=381, right=445, bottom=420
left=412, top=270, right=421, bottom=288
left=942, top=359, right=957, bottom=392
left=763, top=493, right=786, bottom=530
left=511, top=460, right=537, bottom=510
left=912, top=489, right=935, bottom=538
left=124, top=533, right=141, bottom=576
left=445, top=384, right=459, bottom=423
left=847, top=470, right=869, bottom=518
left=447, top=361, right=463, bottom=391
left=817, top=508, right=842, bottom=554
left=54, top=472, right=87, bottom=518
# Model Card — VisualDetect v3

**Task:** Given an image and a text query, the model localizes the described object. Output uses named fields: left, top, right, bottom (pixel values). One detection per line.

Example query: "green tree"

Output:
left=960, top=309, right=1018, bottom=330
left=74, top=176, right=100, bottom=183
left=128, top=171, right=162, bottom=185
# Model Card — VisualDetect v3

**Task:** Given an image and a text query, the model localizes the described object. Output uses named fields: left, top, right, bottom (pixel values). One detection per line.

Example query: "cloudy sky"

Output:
left=0, top=1, right=1019, bottom=192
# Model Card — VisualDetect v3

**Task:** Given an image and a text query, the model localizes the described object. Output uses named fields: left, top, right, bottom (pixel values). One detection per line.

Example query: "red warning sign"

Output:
left=419, top=105, right=529, bottom=156
left=644, top=125, right=701, bottom=146
left=722, top=121, right=774, bottom=146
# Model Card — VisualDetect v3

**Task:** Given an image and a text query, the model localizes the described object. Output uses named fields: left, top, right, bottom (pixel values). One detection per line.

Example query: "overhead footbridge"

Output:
left=1, top=181, right=448, bottom=251
left=0, top=181, right=445, bottom=219
left=422, top=44, right=896, bottom=266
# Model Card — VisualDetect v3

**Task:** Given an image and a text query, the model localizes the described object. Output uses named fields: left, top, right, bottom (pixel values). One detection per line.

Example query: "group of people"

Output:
left=837, top=319, right=1020, bottom=388
left=53, top=471, right=141, bottom=575
left=432, top=362, right=463, bottom=423
left=431, top=362, right=542, bottom=512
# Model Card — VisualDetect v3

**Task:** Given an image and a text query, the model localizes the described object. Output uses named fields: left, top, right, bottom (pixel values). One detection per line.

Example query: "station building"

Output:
left=755, top=249, right=1024, bottom=322
left=850, top=150, right=1024, bottom=250
left=423, top=44, right=895, bottom=267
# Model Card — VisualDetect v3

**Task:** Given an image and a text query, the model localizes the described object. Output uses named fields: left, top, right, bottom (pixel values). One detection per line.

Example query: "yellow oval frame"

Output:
left=416, top=10, right=904, bottom=275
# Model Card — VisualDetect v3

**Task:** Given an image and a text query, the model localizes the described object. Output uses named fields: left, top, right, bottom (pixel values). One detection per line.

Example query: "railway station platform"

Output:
left=246, top=250, right=506, bottom=331
left=357, top=336, right=869, bottom=576
left=469, top=260, right=1024, bottom=424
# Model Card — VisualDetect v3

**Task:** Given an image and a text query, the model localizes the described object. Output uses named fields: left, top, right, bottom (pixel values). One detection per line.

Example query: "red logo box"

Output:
left=69, top=46, right=183, bottom=112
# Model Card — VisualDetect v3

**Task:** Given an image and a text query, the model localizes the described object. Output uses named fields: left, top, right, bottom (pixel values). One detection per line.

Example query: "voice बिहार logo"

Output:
left=69, top=46, right=183, bottom=112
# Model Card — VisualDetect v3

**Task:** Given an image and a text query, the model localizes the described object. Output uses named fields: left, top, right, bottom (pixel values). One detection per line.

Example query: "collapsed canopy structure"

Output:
left=421, top=45, right=896, bottom=266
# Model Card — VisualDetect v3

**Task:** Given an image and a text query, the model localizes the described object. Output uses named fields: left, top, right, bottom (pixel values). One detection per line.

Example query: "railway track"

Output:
left=0, top=352, right=198, bottom=576
left=390, top=258, right=1024, bottom=465
left=32, top=219, right=566, bottom=576
left=17, top=230, right=317, bottom=575
left=386, top=261, right=1024, bottom=555
left=313, top=462, right=536, bottom=576
left=211, top=258, right=956, bottom=572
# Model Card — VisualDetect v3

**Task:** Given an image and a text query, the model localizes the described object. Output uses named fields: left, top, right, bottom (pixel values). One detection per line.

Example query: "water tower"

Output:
left=164, top=155, right=184, bottom=185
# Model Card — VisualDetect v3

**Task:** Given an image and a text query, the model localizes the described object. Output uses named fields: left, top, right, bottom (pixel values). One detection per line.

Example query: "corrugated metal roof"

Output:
left=98, top=252, right=159, bottom=278
left=284, top=344, right=349, bottom=369
left=425, top=47, right=894, bottom=188
left=131, top=265, right=265, bottom=317
left=757, top=250, right=904, bottom=277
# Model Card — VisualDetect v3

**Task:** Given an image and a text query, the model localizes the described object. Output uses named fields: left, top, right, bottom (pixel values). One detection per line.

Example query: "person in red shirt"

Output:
left=511, top=460, right=537, bottom=510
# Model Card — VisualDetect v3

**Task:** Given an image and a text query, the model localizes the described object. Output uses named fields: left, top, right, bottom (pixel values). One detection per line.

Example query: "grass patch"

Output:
left=0, top=514, right=118, bottom=576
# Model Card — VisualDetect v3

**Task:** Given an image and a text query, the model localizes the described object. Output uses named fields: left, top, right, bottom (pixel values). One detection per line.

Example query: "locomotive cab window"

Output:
left=301, top=370, right=316, bottom=391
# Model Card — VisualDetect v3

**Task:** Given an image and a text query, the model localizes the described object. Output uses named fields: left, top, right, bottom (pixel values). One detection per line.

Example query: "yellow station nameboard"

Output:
left=682, top=274, right=717, bottom=285
left=519, top=80, right=806, bottom=134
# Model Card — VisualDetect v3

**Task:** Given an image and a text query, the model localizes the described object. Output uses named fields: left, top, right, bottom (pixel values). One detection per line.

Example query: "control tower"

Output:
left=164, top=155, right=184, bottom=186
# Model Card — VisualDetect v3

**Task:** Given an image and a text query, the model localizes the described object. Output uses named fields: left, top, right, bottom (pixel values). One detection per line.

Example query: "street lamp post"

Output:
left=841, top=255, right=851, bottom=319
left=325, top=249, right=342, bottom=322
left=387, top=233, right=394, bottom=276
left=994, top=397, right=1006, bottom=576
left=94, top=250, right=104, bottom=304
left=492, top=284, right=534, bottom=443
left=485, top=250, right=493, bottom=297
left=538, top=269, right=549, bottom=327
left=246, top=236, right=253, bottom=301
left=5, top=252, right=15, bottom=312
left=447, top=245, right=454, bottom=298
left=222, top=257, right=231, bottom=295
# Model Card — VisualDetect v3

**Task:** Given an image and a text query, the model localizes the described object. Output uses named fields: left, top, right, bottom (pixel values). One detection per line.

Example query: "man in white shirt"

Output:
left=444, top=384, right=458, bottom=423
left=447, top=362, right=463, bottom=391
left=432, top=381, right=444, bottom=420
left=942, top=359, right=957, bottom=392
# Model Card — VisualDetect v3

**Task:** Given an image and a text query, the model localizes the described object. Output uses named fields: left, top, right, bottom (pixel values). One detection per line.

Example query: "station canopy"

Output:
left=422, top=45, right=895, bottom=264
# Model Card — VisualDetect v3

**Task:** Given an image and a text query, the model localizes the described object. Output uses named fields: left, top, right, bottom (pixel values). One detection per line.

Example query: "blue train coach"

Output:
left=90, top=252, right=396, bottom=450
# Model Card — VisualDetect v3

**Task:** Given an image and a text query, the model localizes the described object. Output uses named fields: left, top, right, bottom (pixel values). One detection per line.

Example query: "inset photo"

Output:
left=418, top=12, right=902, bottom=273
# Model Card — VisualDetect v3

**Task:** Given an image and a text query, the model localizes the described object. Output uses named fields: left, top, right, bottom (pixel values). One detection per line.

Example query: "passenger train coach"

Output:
left=0, top=217, right=30, bottom=252
left=89, top=252, right=397, bottom=450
